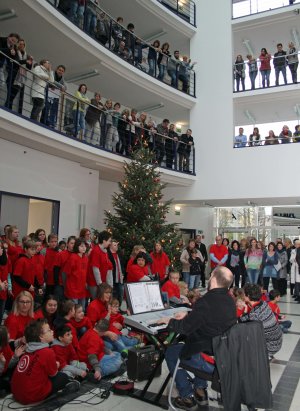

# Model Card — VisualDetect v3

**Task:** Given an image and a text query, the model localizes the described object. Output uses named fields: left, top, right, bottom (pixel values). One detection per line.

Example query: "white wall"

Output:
left=0, top=139, right=99, bottom=239
left=97, top=179, right=119, bottom=230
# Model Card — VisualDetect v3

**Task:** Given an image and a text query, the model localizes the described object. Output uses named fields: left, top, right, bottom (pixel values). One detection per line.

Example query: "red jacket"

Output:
left=4, top=313, right=33, bottom=340
left=32, top=253, right=45, bottom=285
left=44, top=248, right=59, bottom=286
left=210, top=244, right=228, bottom=269
left=150, top=251, right=170, bottom=280
left=127, top=264, right=149, bottom=282
left=77, top=329, right=105, bottom=368
left=7, top=242, right=23, bottom=270
left=87, top=246, right=113, bottom=286
left=64, top=253, right=88, bottom=299
left=13, top=254, right=39, bottom=298
left=86, top=299, right=108, bottom=326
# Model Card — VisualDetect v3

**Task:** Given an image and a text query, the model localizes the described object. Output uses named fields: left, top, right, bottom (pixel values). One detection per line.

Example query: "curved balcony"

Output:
left=232, top=0, right=300, bottom=19
left=0, top=51, right=196, bottom=181
left=46, top=0, right=196, bottom=97
left=155, top=0, right=196, bottom=26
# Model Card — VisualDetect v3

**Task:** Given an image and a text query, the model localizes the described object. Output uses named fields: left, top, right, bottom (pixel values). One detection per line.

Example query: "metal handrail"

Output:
left=46, top=0, right=196, bottom=97
left=233, top=135, right=300, bottom=147
left=232, top=0, right=300, bottom=19
left=0, top=50, right=196, bottom=175
left=156, top=0, right=196, bottom=26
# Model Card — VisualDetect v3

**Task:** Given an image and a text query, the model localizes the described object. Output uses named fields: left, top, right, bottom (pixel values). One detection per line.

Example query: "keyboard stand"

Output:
left=128, top=333, right=176, bottom=409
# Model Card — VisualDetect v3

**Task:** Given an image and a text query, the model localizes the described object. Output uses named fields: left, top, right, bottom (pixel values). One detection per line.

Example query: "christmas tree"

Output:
left=104, top=148, right=181, bottom=268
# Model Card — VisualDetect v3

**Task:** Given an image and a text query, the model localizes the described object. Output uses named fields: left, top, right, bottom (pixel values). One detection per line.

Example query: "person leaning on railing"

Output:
left=259, top=48, right=271, bottom=88
left=233, top=55, right=246, bottom=92
left=264, top=130, right=279, bottom=146
left=287, top=41, right=299, bottom=84
left=30, top=59, right=54, bottom=122
left=72, top=83, right=90, bottom=138
left=274, top=43, right=287, bottom=86
left=178, top=129, right=194, bottom=173
left=279, top=124, right=292, bottom=144
left=84, top=91, right=103, bottom=146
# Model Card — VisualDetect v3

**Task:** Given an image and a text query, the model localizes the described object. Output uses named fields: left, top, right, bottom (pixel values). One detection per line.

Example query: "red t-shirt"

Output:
left=77, top=329, right=104, bottom=368
left=150, top=252, right=170, bottom=280
left=64, top=254, right=88, bottom=299
left=32, top=253, right=45, bottom=285
left=127, top=264, right=149, bottom=282
left=51, top=343, right=78, bottom=370
left=161, top=280, right=180, bottom=299
left=5, top=313, right=33, bottom=340
left=70, top=316, right=92, bottom=331
left=109, top=312, right=124, bottom=335
left=0, top=260, right=9, bottom=300
left=11, top=347, right=57, bottom=404
left=56, top=250, right=72, bottom=283
left=87, top=246, right=113, bottom=286
left=7, top=242, right=23, bottom=270
left=209, top=244, right=228, bottom=269
left=66, top=321, right=79, bottom=351
left=44, top=248, right=59, bottom=285
left=13, top=255, right=36, bottom=298
left=0, top=344, right=13, bottom=374
left=86, top=299, right=108, bottom=327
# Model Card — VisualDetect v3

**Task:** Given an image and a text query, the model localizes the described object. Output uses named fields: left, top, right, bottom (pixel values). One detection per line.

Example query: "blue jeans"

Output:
left=165, top=344, right=214, bottom=398
left=158, top=64, right=166, bottom=80
left=275, top=66, right=287, bottom=85
left=261, top=70, right=271, bottom=88
left=148, top=58, right=156, bottom=77
left=249, top=70, right=257, bottom=89
left=182, top=272, right=190, bottom=286
left=69, top=1, right=85, bottom=26
left=104, top=335, right=138, bottom=352
left=167, top=69, right=177, bottom=87
left=73, top=110, right=85, bottom=137
left=84, top=9, right=97, bottom=35
left=280, top=320, right=292, bottom=333
left=189, top=275, right=200, bottom=290
left=71, top=297, right=86, bottom=307
left=99, top=352, right=122, bottom=376
left=247, top=269, right=259, bottom=284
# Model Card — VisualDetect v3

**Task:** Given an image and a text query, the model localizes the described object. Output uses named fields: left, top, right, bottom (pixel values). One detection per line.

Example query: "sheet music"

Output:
left=127, top=282, right=165, bottom=314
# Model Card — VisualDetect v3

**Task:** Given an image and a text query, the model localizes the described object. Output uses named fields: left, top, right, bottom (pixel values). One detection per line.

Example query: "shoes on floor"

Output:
left=194, top=387, right=208, bottom=406
left=173, top=395, right=198, bottom=411
left=62, top=380, right=80, bottom=395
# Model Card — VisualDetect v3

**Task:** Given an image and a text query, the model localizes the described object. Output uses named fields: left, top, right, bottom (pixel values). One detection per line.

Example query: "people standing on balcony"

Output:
left=156, top=119, right=169, bottom=166
left=72, top=83, right=90, bottom=139
left=246, top=55, right=258, bottom=90
left=264, top=130, right=279, bottom=145
left=165, top=123, right=179, bottom=169
left=30, top=59, right=54, bottom=122
left=100, top=99, right=113, bottom=148
left=287, top=41, right=298, bottom=84
left=0, top=33, right=20, bottom=96
left=147, top=40, right=160, bottom=77
left=157, top=42, right=170, bottom=81
left=106, top=102, right=121, bottom=152
left=5, top=39, right=33, bottom=112
left=42, top=65, right=66, bottom=129
left=181, top=56, right=196, bottom=93
left=177, top=129, right=194, bottom=172
left=117, top=109, right=130, bottom=155
left=279, top=125, right=292, bottom=144
left=249, top=127, right=261, bottom=146
left=95, top=11, right=110, bottom=46
left=233, top=55, right=246, bottom=92
left=68, top=0, right=85, bottom=29
left=85, top=92, right=103, bottom=145
left=133, top=112, right=149, bottom=150
left=274, top=43, right=287, bottom=86
left=112, top=17, right=125, bottom=52
left=167, top=50, right=181, bottom=88
left=259, top=48, right=271, bottom=88
left=124, top=23, right=136, bottom=62
left=293, top=124, right=300, bottom=142
left=234, top=127, right=247, bottom=147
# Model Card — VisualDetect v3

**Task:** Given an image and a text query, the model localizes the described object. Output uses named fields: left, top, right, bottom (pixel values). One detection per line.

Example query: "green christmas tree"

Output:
left=104, top=148, right=181, bottom=269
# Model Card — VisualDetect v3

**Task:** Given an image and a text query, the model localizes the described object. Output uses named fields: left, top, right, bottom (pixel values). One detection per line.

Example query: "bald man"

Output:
left=160, top=267, right=236, bottom=409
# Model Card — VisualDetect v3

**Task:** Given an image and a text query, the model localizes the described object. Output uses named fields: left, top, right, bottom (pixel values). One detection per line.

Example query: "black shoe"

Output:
left=62, top=380, right=80, bottom=395
left=174, top=396, right=198, bottom=411
left=194, top=387, right=208, bottom=405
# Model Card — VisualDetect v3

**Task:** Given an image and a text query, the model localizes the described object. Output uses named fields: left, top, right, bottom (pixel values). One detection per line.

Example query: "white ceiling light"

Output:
left=242, top=39, right=254, bottom=56
left=144, top=30, right=167, bottom=43
left=65, top=69, right=99, bottom=83
left=136, top=103, right=164, bottom=112
left=244, top=110, right=256, bottom=124
left=0, top=9, right=17, bottom=21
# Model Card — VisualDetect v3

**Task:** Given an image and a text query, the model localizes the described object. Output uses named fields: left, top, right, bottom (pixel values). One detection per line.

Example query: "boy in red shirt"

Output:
left=127, top=252, right=151, bottom=282
left=69, top=304, right=92, bottom=338
left=268, top=289, right=292, bottom=333
left=54, top=300, right=79, bottom=351
left=51, top=324, right=87, bottom=378
left=12, top=240, right=43, bottom=299
left=11, top=319, right=79, bottom=404
left=77, top=318, right=122, bottom=381
left=53, top=236, right=76, bottom=298
left=44, top=234, right=59, bottom=297
left=162, top=272, right=186, bottom=305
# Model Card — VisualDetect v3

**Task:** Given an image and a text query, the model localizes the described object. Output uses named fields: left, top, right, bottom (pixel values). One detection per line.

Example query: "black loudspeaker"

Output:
left=127, top=345, right=162, bottom=381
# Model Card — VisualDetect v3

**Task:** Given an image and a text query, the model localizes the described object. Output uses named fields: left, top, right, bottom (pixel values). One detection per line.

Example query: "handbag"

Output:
left=274, top=261, right=281, bottom=272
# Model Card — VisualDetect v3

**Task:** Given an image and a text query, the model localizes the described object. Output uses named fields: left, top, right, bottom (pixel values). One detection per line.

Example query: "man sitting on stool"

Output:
left=158, top=267, right=236, bottom=411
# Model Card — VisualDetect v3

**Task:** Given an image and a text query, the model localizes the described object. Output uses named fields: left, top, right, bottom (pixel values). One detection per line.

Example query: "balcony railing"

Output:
left=233, top=135, right=300, bottom=148
left=0, top=51, right=195, bottom=175
left=233, top=51, right=299, bottom=92
left=232, top=0, right=300, bottom=19
left=156, top=0, right=196, bottom=26
left=46, top=0, right=196, bottom=97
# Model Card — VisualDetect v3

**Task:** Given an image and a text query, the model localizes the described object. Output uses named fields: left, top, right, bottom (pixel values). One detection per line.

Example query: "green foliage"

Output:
left=103, top=148, right=181, bottom=268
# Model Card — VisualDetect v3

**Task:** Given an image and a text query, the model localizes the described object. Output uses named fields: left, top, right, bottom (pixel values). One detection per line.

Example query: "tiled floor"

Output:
left=0, top=293, right=299, bottom=411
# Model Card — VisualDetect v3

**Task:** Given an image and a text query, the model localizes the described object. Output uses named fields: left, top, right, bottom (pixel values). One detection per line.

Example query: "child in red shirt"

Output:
left=5, top=226, right=23, bottom=271
left=105, top=298, right=138, bottom=353
left=51, top=324, right=87, bottom=378
left=32, top=240, right=45, bottom=287
left=0, top=242, right=9, bottom=324
left=268, top=289, right=292, bottom=333
left=12, top=240, right=43, bottom=299
left=77, top=319, right=122, bottom=380
left=44, top=234, right=59, bottom=296
left=54, top=236, right=76, bottom=294
left=0, top=325, right=25, bottom=395
left=63, top=239, right=88, bottom=306
left=127, top=252, right=151, bottom=282
left=11, top=319, right=79, bottom=404
left=70, top=304, right=92, bottom=338
left=150, top=242, right=170, bottom=281
left=54, top=300, right=79, bottom=351
left=161, top=272, right=185, bottom=305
